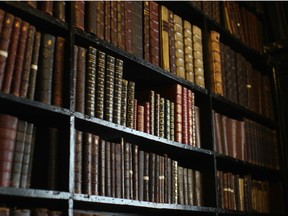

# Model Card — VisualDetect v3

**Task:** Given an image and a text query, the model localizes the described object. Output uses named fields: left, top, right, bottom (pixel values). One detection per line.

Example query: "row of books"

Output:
left=217, top=171, right=270, bottom=213
left=74, top=211, right=141, bottom=216
left=213, top=111, right=280, bottom=170
left=209, top=31, right=274, bottom=119
left=189, top=1, right=221, bottom=24
left=0, top=207, right=62, bottom=216
left=74, top=130, right=203, bottom=206
left=0, top=10, right=65, bottom=106
left=74, top=46, right=201, bottom=147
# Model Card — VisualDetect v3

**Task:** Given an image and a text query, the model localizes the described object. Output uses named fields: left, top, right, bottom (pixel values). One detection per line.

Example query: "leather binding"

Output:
left=187, top=90, right=192, bottom=145
left=168, top=10, right=176, bottom=74
left=73, top=46, right=78, bottom=111
left=20, top=25, right=35, bottom=98
left=182, top=167, right=187, bottom=205
left=0, top=13, right=14, bottom=89
left=99, top=139, right=106, bottom=196
left=220, top=43, right=227, bottom=98
left=183, top=20, right=194, bottom=83
left=91, top=135, right=99, bottom=195
left=149, top=90, right=155, bottom=135
left=75, top=46, right=86, bottom=113
left=223, top=172, right=229, bottom=209
left=124, top=141, right=130, bottom=199
left=130, top=1, right=142, bottom=58
left=164, top=155, right=171, bottom=203
left=226, top=118, right=233, bottom=157
left=192, top=25, right=205, bottom=88
left=85, top=1, right=97, bottom=35
left=160, top=155, right=165, bottom=203
left=133, top=99, right=137, bottom=130
left=74, top=130, right=82, bottom=194
left=2, top=17, right=21, bottom=94
left=115, top=142, right=121, bottom=198
left=182, top=87, right=188, bottom=144
left=96, top=1, right=104, bottom=40
left=222, top=115, right=229, bottom=156
left=74, top=1, right=85, bottom=31
left=149, top=152, right=155, bottom=202
left=104, top=55, right=115, bottom=122
left=174, top=84, right=182, bottom=143
left=170, top=101, right=175, bottom=142
left=129, top=142, right=134, bottom=199
left=209, top=31, right=223, bottom=96
left=52, top=37, right=65, bottom=107
left=187, top=168, right=194, bottom=205
left=154, top=93, right=160, bottom=137
left=37, top=33, right=55, bottom=104
left=137, top=105, right=144, bottom=132
left=178, top=166, right=184, bottom=204
left=193, top=93, right=198, bottom=147
left=154, top=154, right=160, bottom=202
left=126, top=81, right=135, bottom=128
left=12, top=21, right=30, bottom=96
left=27, top=31, right=41, bottom=100
left=54, top=1, right=66, bottom=22
left=143, top=151, right=149, bottom=201
left=213, top=111, right=223, bottom=154
left=174, top=14, right=185, bottom=79
left=117, top=1, right=125, bottom=50
left=231, top=119, right=238, bottom=159
left=113, top=59, right=123, bottom=125
left=120, top=138, right=125, bottom=198
left=124, top=1, right=132, bottom=53
left=238, top=121, right=245, bottom=161
left=160, top=5, right=170, bottom=71
left=234, top=174, right=241, bottom=210
left=33, top=208, right=49, bottom=216
left=143, top=1, right=150, bottom=62
left=95, top=51, right=106, bottom=119
left=11, top=120, right=27, bottom=188
left=85, top=47, right=97, bottom=117
left=83, top=133, right=92, bottom=195
left=172, top=160, right=178, bottom=204
left=164, top=99, right=171, bottom=140
left=236, top=53, right=247, bottom=107
left=39, top=1, right=53, bottom=16
left=194, top=170, right=203, bottom=206
left=144, top=102, right=150, bottom=134
left=138, top=149, right=144, bottom=201
left=229, top=47, right=238, bottom=103
left=120, top=79, right=128, bottom=126
left=105, top=141, right=111, bottom=197
left=110, top=1, right=117, bottom=47
left=149, top=1, right=159, bottom=66
left=132, top=144, right=139, bottom=200
left=104, top=1, right=111, bottom=43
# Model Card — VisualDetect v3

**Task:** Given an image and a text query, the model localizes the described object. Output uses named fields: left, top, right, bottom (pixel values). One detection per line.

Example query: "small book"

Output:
left=39, top=1, right=53, bottom=16
left=54, top=1, right=66, bottom=22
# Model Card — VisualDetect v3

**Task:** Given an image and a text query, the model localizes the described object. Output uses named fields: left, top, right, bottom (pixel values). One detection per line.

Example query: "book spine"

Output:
left=110, top=2, right=117, bottom=47
left=183, top=20, right=194, bottom=83
left=160, top=156, right=165, bottom=203
left=137, top=105, right=144, bottom=132
left=95, top=51, right=106, bottom=119
left=54, top=1, right=66, bottom=22
left=154, top=154, right=160, bottom=202
left=188, top=168, right=194, bottom=205
left=91, top=135, right=99, bottom=195
left=168, top=10, right=176, bottom=74
left=110, top=142, right=115, bottom=197
left=126, top=81, right=135, bottom=128
left=124, top=1, right=132, bottom=53
left=105, top=141, right=111, bottom=197
left=159, top=97, right=165, bottom=138
left=138, top=150, right=144, bottom=201
left=74, top=130, right=82, bottom=194
left=75, top=47, right=86, bottom=113
left=174, top=15, right=185, bottom=79
left=164, top=155, right=171, bottom=203
left=115, top=142, right=121, bottom=198
left=187, top=90, right=192, bottom=146
left=133, top=144, right=139, bottom=200
left=85, top=1, right=97, bottom=35
left=149, top=1, right=159, bottom=66
left=195, top=105, right=201, bottom=148
left=164, top=99, right=171, bottom=140
left=183, top=168, right=188, bottom=205
left=174, top=84, right=182, bottom=143
left=143, top=1, right=150, bottom=62
left=104, top=1, right=111, bottom=43
left=144, top=102, right=150, bottom=134
left=172, top=160, right=178, bottom=204
left=154, top=93, right=160, bottom=137
left=124, top=141, right=130, bottom=199
left=99, top=139, right=106, bottom=196
left=117, top=1, right=125, bottom=50
left=104, top=55, right=115, bottom=122
left=130, top=2, right=143, bottom=58
left=74, top=1, right=85, bottom=31
left=39, top=1, right=53, bottom=16
left=194, top=170, right=203, bottom=206
left=113, top=59, right=123, bottom=125
left=121, top=79, right=128, bottom=126
left=182, top=87, right=188, bottom=144
left=143, top=151, right=149, bottom=201
left=178, top=166, right=184, bottom=204
left=170, top=101, right=175, bottom=142
left=149, top=152, right=155, bottom=202
left=96, top=1, right=104, bottom=40
left=160, top=5, right=170, bottom=71
left=83, top=133, right=92, bottom=195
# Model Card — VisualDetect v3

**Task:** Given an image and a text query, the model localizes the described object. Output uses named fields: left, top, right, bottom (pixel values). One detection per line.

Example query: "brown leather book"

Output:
left=126, top=81, right=135, bottom=128
left=231, top=119, right=238, bottom=159
left=73, top=46, right=78, bottom=111
left=95, top=50, right=106, bottom=119
left=149, top=152, right=155, bottom=202
left=217, top=170, right=224, bottom=208
left=11, top=120, right=27, bottom=188
left=130, top=1, right=142, bottom=58
left=187, top=90, right=193, bottom=146
left=236, top=53, right=247, bottom=107
left=117, top=1, right=125, bottom=50
left=168, top=10, right=176, bottom=74
left=164, top=155, right=171, bottom=203
left=160, top=5, right=170, bottom=72
left=177, top=166, right=184, bottom=204
left=13, top=209, right=31, bottom=216
left=110, top=1, right=117, bottom=47
left=85, top=46, right=97, bottom=117
left=154, top=93, right=160, bottom=137
left=27, top=31, right=41, bottom=100
left=110, top=141, right=116, bottom=197
left=194, top=170, right=203, bottom=206
left=115, top=142, right=121, bottom=198
left=26, top=1, right=37, bottom=9
left=74, top=1, right=85, bottom=31
left=20, top=25, right=35, bottom=98
left=174, top=14, right=185, bottom=79
left=183, top=20, right=194, bottom=83
left=120, top=79, right=128, bottom=126
left=36, top=33, right=56, bottom=104
left=170, top=101, right=175, bottom=142
left=182, top=87, right=188, bottom=144
left=1, top=17, right=21, bottom=94
left=83, top=133, right=92, bottom=195
left=104, top=1, right=111, bottom=43
left=124, top=141, right=130, bottom=199
left=183, top=167, right=188, bottom=205
left=52, top=37, right=65, bottom=107
left=144, top=102, right=150, bottom=134
left=223, top=172, right=229, bottom=209
left=124, top=1, right=132, bottom=53
left=154, top=154, right=160, bottom=202
left=226, top=117, right=233, bottom=157
left=91, top=135, right=99, bottom=195
left=195, top=103, right=201, bottom=149
left=85, top=2, right=97, bottom=35
left=99, top=139, right=106, bottom=196
left=213, top=111, right=222, bottom=154
left=0, top=13, right=14, bottom=89
left=137, top=105, right=144, bottom=132
left=132, top=144, right=139, bottom=200
left=172, top=160, right=178, bottom=204
left=54, top=1, right=66, bottom=22
left=143, top=1, right=150, bottom=62
left=222, top=115, right=229, bottom=156
left=164, top=99, right=171, bottom=140
left=104, top=55, right=115, bottom=122
left=143, top=151, right=149, bottom=201
left=160, top=155, right=165, bottom=203
left=96, top=1, right=104, bottom=40
left=74, top=130, right=82, bottom=194
left=174, top=84, right=182, bottom=143
left=209, top=31, right=223, bottom=96
left=187, top=168, right=194, bottom=205
left=75, top=46, right=86, bottom=113
left=138, top=149, right=144, bottom=201
left=105, top=141, right=112, bottom=197
left=33, top=208, right=49, bottom=216
left=113, top=59, right=123, bottom=125
left=39, top=1, right=53, bottom=16
left=149, top=1, right=159, bottom=66
left=133, top=99, right=137, bottom=130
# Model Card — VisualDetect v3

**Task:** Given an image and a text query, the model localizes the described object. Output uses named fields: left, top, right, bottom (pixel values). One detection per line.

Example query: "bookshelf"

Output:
left=0, top=1, right=285, bottom=216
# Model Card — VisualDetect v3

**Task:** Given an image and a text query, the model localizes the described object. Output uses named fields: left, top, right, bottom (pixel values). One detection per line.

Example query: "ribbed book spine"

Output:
left=91, top=135, right=99, bottom=195
left=75, top=46, right=86, bottom=113
left=96, top=1, right=104, bottom=40
left=165, top=99, right=171, bottom=140
left=104, top=55, right=115, bottom=122
left=113, top=59, right=123, bottom=125
left=83, top=133, right=92, bottom=195
left=130, top=1, right=143, bottom=58
left=182, top=87, right=188, bottom=144
left=160, top=5, right=170, bottom=71
left=117, top=1, right=125, bottom=50
left=183, top=20, right=194, bottom=83
left=124, top=1, right=132, bottom=53
left=159, top=97, right=165, bottom=138
left=104, top=1, right=111, bottom=43
left=149, top=1, right=159, bottom=66
left=85, top=1, right=97, bottom=35
left=168, top=10, right=176, bottom=74
left=110, top=2, right=117, bottom=47
left=74, top=1, right=85, bottom=31
left=174, top=15, right=185, bottom=79
left=143, top=1, right=150, bottom=62
left=74, top=130, right=82, bottom=193
left=95, top=51, right=106, bottom=119
left=126, top=81, right=135, bottom=128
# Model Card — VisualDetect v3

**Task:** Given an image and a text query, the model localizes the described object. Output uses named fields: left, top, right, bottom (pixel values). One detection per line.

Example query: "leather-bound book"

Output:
left=138, top=149, right=144, bottom=201
left=105, top=141, right=111, bottom=197
left=182, top=87, right=188, bottom=144
left=13, top=209, right=31, bottom=216
left=54, top=1, right=66, bottom=22
left=143, top=151, right=149, bottom=201
left=124, top=1, right=132, bottom=53
left=172, top=160, right=178, bottom=204
left=159, top=97, right=165, bottom=138
left=217, top=170, right=224, bottom=208
left=120, top=79, right=128, bottom=126
left=110, top=1, right=117, bottom=47
left=83, top=133, right=93, bottom=195
left=110, top=142, right=116, bottom=197
left=74, top=130, right=82, bottom=194
left=99, top=139, right=106, bottom=196
left=220, top=43, right=227, bottom=98
left=168, top=10, right=176, bottom=74
left=11, top=20, right=30, bottom=96
left=183, top=20, right=194, bottom=83
left=187, top=90, right=193, bottom=146
left=117, top=1, right=125, bottom=50
left=26, top=1, right=37, bottom=8
left=170, top=101, right=175, bottom=142
left=91, top=135, right=99, bottom=195
left=134, top=99, right=138, bottom=130
left=126, top=81, right=135, bottom=128
left=149, top=1, right=159, bottom=66
left=27, top=31, right=41, bottom=100
left=52, top=37, right=65, bottom=107
left=223, top=172, right=229, bottom=209
left=231, top=119, right=238, bottom=159
left=33, top=208, right=48, bottom=216
left=85, top=47, right=97, bottom=117
left=37, top=33, right=55, bottom=104
left=25, top=123, right=35, bottom=189
left=149, top=152, right=155, bottom=202
left=0, top=114, right=18, bottom=187
left=154, top=154, right=160, bottom=202
left=192, top=25, right=205, bottom=88
left=174, top=84, right=182, bottom=143
left=132, top=144, right=139, bottom=200
left=144, top=102, right=150, bottom=134
left=104, top=55, right=115, bottom=122
left=11, top=120, right=27, bottom=188
left=104, top=1, right=111, bottom=43
left=236, top=54, right=247, bottom=107
left=149, top=91, right=155, bottom=135
left=222, top=115, right=228, bottom=156
left=73, top=46, right=78, bottom=111
left=230, top=48, right=238, bottom=104
left=194, top=170, right=203, bottom=206
left=209, top=31, right=223, bottom=96
left=182, top=167, right=188, bottom=205
left=39, top=1, right=53, bottom=16
left=0, top=13, right=14, bottom=89
left=160, top=155, right=165, bottom=203
left=164, top=99, right=171, bottom=140
left=213, top=111, right=223, bottom=154
left=137, top=105, right=144, bottom=132
left=130, top=1, right=142, bottom=58
left=115, top=142, right=121, bottom=198
left=164, top=155, right=171, bottom=203
left=85, top=1, right=97, bottom=35
left=47, top=128, right=59, bottom=190
left=178, top=166, right=184, bottom=205
left=113, top=59, right=123, bottom=125
left=20, top=25, right=35, bottom=98
left=174, top=14, right=185, bottom=79
left=74, top=1, right=85, bottom=31
left=143, top=1, right=150, bottom=62
left=129, top=145, right=133, bottom=201
left=75, top=46, right=86, bottom=113
left=124, top=142, right=130, bottom=199
left=154, top=93, right=160, bottom=137
left=1, top=17, right=21, bottom=94
left=96, top=1, right=104, bottom=40
left=160, top=5, right=170, bottom=71
left=226, top=118, right=233, bottom=157
left=187, top=168, right=194, bottom=205
left=95, top=51, right=106, bottom=119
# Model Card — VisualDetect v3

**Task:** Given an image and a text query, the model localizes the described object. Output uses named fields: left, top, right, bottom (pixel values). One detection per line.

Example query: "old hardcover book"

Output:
left=170, top=101, right=175, bottom=142
left=133, top=99, right=137, bottom=130
left=104, top=1, right=111, bottom=43
left=85, top=1, right=97, bottom=35
left=164, top=155, right=172, bottom=203
left=137, top=105, right=144, bottom=132
left=194, top=170, right=203, bottom=206
left=236, top=54, right=247, bottom=107
left=110, top=1, right=117, bottom=47
left=130, top=1, right=143, bottom=58
left=188, top=168, right=194, bottom=205
left=52, top=37, right=65, bottom=107
left=183, top=168, right=189, bottom=205
left=154, top=93, right=160, bottom=137
left=188, top=90, right=194, bottom=146
left=110, top=142, right=115, bottom=197
left=0, top=13, right=14, bottom=89
left=149, top=1, right=160, bottom=66
left=138, top=149, right=144, bottom=201
left=126, top=81, right=135, bottom=128
left=222, top=115, right=229, bottom=156
left=124, top=1, right=132, bottom=53
left=115, top=142, right=122, bottom=198
left=20, top=25, right=35, bottom=98
left=36, top=33, right=55, bottom=104
left=159, top=97, right=165, bottom=138
left=124, top=142, right=130, bottom=199
left=95, top=51, right=106, bottom=119
left=85, top=47, right=97, bottom=117
left=209, top=31, right=223, bottom=95
left=83, top=133, right=92, bottom=195
left=182, top=87, right=188, bottom=144
left=183, top=20, right=194, bottom=83
left=96, top=1, right=104, bottom=40
left=104, top=55, right=115, bottom=122
left=39, top=1, right=53, bottom=15
left=172, top=160, right=178, bottom=204
left=54, top=1, right=66, bottom=22
left=99, top=139, right=106, bottom=196
left=149, top=91, right=155, bottom=135
left=105, top=141, right=112, bottom=197
left=143, top=151, right=150, bottom=201
left=160, top=5, right=170, bottom=72
left=174, top=84, right=182, bottom=143
left=74, top=1, right=85, bottom=31
left=178, top=166, right=184, bottom=205
left=174, top=14, right=185, bottom=79
left=1, top=17, right=21, bottom=94
left=120, top=79, right=128, bottom=126
left=113, top=59, right=123, bottom=125
left=74, top=130, right=82, bottom=193
left=117, top=1, right=125, bottom=50
left=91, top=135, right=99, bottom=195
left=143, top=1, right=150, bottom=62
left=149, top=152, right=155, bottom=202
left=154, top=154, right=160, bottom=202
left=144, top=102, right=150, bottom=134
left=164, top=99, right=171, bottom=140
left=213, top=111, right=223, bottom=154
left=132, top=144, right=139, bottom=200
left=75, top=46, right=86, bottom=113
left=168, top=10, right=176, bottom=74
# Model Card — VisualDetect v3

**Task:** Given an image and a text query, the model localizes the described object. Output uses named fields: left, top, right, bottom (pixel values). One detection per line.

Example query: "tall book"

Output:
left=99, top=139, right=106, bottom=196
left=154, top=93, right=160, bottom=137
left=115, top=142, right=122, bottom=198
left=126, top=81, right=135, bottom=128
left=117, top=1, right=125, bottom=50
left=143, top=1, right=150, bottom=62
left=113, top=59, right=123, bottom=125
left=182, top=87, right=188, bottom=144
left=95, top=51, right=106, bottom=119
left=96, top=1, right=104, bottom=40
left=74, top=1, right=85, bottom=31
left=85, top=1, right=97, bottom=35
left=164, top=99, right=171, bottom=140
left=160, top=5, right=170, bottom=71
left=194, top=170, right=203, bottom=206
left=83, top=133, right=92, bottom=195
left=183, top=20, right=194, bottom=83
left=104, top=55, right=115, bottom=122
left=130, top=2, right=143, bottom=58
left=91, top=135, right=99, bottom=195
left=143, top=151, right=150, bottom=201
left=172, top=160, right=178, bottom=204
left=104, top=1, right=111, bottom=43
left=149, top=1, right=160, bottom=66
left=168, top=10, right=176, bottom=74
left=124, top=1, right=132, bottom=53
left=178, top=166, right=184, bottom=204
left=149, top=152, right=155, bottom=202
left=75, top=46, right=86, bottom=113
left=132, top=144, right=139, bottom=200
left=74, top=130, right=82, bottom=194
left=121, top=79, right=128, bottom=126
left=110, top=1, right=117, bottom=47
left=105, top=141, right=111, bottom=197
left=174, top=14, right=185, bottom=79
left=138, top=149, right=144, bottom=201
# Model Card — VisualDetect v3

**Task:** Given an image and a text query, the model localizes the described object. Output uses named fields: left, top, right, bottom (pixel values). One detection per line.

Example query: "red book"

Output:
left=149, top=1, right=159, bottom=66
left=137, top=105, right=144, bottom=132
left=144, top=102, right=150, bottom=134
left=182, top=87, right=188, bottom=144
